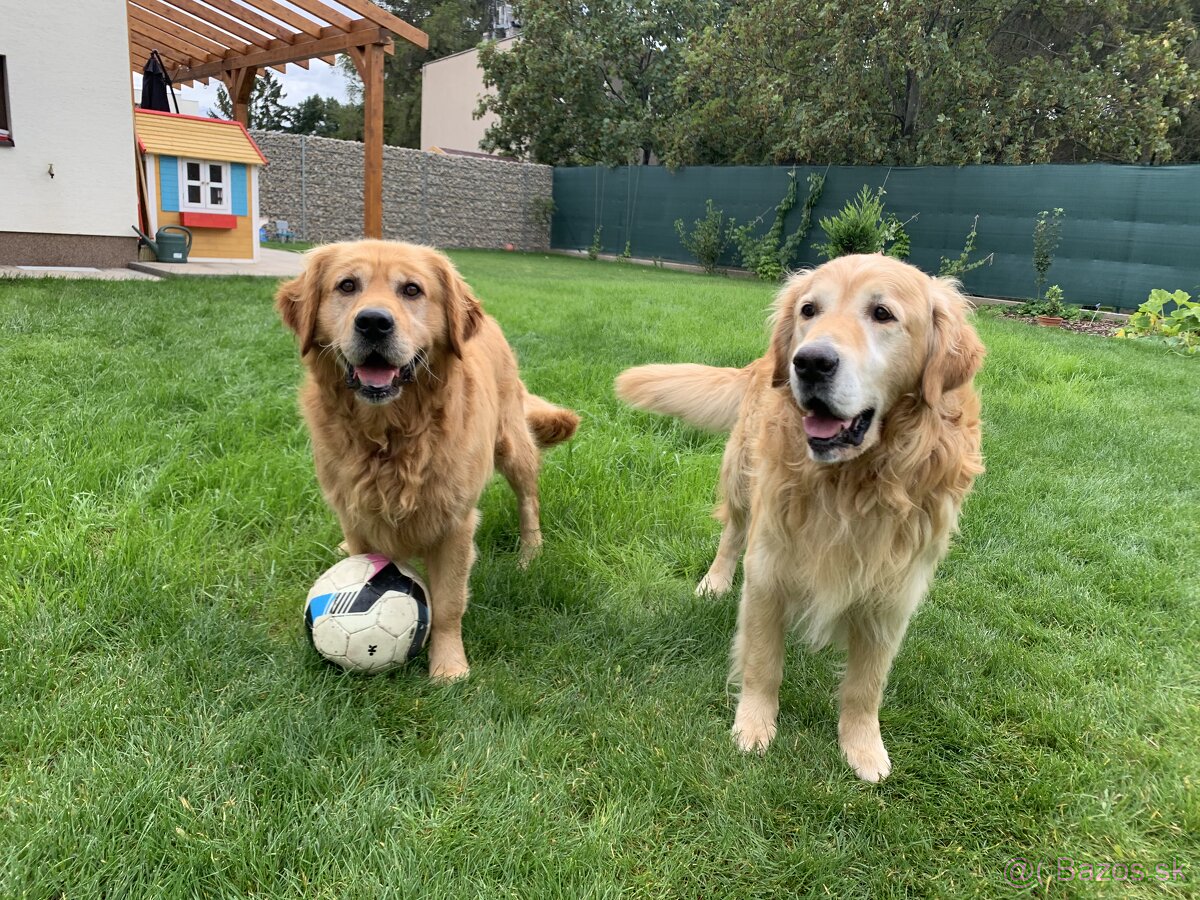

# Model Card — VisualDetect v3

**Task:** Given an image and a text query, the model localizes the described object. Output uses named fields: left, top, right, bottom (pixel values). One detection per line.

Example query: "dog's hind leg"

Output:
left=697, top=503, right=747, bottom=597
left=495, top=422, right=544, bottom=568
left=697, top=434, right=751, bottom=596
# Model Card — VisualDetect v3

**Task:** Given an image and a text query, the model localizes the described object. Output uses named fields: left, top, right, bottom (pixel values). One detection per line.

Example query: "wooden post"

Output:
left=350, top=43, right=385, bottom=239
left=220, top=67, right=255, bottom=127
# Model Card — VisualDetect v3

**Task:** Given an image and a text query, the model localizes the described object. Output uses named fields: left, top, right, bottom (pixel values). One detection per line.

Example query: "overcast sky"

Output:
left=180, top=57, right=355, bottom=116
left=134, top=0, right=370, bottom=115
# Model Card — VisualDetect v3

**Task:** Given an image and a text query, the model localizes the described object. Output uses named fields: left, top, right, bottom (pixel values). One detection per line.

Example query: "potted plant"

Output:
left=1035, top=284, right=1067, bottom=327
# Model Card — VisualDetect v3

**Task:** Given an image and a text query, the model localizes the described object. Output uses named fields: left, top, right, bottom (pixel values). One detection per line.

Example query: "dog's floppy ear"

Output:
left=434, top=253, right=484, bottom=359
left=769, top=273, right=807, bottom=389
left=922, top=277, right=985, bottom=407
left=275, top=247, right=329, bottom=357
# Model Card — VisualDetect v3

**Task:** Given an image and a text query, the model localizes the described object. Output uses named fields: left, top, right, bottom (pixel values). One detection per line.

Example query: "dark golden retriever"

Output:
left=277, top=241, right=578, bottom=680
left=617, top=253, right=984, bottom=780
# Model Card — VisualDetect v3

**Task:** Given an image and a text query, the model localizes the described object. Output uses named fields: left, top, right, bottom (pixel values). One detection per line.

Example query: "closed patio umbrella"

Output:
left=141, top=50, right=178, bottom=114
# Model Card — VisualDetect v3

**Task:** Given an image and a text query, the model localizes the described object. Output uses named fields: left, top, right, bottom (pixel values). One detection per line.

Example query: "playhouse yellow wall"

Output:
left=155, top=173, right=256, bottom=261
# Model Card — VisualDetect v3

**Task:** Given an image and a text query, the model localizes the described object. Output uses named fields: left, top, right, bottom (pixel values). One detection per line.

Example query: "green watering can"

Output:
left=132, top=225, right=192, bottom=263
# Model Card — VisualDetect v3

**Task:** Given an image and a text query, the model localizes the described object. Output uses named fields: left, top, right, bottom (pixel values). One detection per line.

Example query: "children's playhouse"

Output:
left=134, top=109, right=267, bottom=262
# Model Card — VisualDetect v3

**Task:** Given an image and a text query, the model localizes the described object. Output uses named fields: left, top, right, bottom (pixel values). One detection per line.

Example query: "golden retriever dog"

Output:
left=277, top=241, right=579, bottom=680
left=616, top=254, right=984, bottom=781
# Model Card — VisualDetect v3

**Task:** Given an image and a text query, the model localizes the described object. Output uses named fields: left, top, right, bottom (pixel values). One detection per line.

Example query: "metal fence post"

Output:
left=300, top=135, right=307, bottom=241
left=422, top=154, right=431, bottom=245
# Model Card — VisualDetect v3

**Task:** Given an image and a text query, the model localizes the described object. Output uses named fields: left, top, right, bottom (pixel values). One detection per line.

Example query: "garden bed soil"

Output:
left=1003, top=314, right=1120, bottom=337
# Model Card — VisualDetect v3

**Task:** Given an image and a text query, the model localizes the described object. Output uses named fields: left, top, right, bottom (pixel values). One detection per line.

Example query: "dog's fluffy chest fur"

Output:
left=748, top=391, right=981, bottom=646
left=301, top=373, right=493, bottom=555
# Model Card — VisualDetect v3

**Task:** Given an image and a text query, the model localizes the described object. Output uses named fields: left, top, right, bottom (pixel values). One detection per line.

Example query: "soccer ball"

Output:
left=304, top=553, right=431, bottom=673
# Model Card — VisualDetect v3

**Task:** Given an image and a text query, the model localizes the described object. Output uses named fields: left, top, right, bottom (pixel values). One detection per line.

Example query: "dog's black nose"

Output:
left=354, top=308, right=394, bottom=340
left=793, top=345, right=839, bottom=383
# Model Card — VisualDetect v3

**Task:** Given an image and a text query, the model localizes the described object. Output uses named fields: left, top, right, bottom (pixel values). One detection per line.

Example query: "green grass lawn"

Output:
left=262, top=240, right=316, bottom=253
left=1, top=253, right=1196, bottom=898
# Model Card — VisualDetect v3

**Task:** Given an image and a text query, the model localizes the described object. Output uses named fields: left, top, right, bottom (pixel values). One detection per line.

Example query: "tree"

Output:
left=211, top=71, right=292, bottom=131
left=477, top=1, right=730, bottom=165
left=287, top=95, right=344, bottom=137
left=336, top=1, right=492, bottom=147
left=661, top=0, right=1200, bottom=166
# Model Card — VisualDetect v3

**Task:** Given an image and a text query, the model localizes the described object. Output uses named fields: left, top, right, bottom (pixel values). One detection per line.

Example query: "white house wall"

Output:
left=0, top=0, right=138, bottom=263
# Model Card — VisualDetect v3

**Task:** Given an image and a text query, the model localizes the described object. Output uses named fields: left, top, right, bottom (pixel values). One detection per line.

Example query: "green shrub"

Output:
left=814, top=186, right=911, bottom=261
left=1116, top=289, right=1200, bottom=355
left=730, top=171, right=825, bottom=281
left=938, top=216, right=994, bottom=279
left=675, top=200, right=733, bottom=274
left=1033, top=208, right=1065, bottom=298
left=588, top=225, right=603, bottom=261
left=530, top=196, right=556, bottom=231
left=1015, top=284, right=1079, bottom=321
left=1042, top=284, right=1067, bottom=318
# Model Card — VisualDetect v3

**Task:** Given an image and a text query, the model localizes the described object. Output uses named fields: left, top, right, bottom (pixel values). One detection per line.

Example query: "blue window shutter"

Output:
left=231, top=163, right=248, bottom=216
left=160, top=156, right=180, bottom=212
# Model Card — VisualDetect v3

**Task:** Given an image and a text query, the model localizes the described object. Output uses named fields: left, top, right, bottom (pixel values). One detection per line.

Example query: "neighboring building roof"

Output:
left=134, top=109, right=267, bottom=165
left=419, top=34, right=519, bottom=71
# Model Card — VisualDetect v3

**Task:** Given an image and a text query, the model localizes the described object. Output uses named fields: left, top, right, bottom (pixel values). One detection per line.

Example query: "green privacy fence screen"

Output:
left=551, top=164, right=1200, bottom=310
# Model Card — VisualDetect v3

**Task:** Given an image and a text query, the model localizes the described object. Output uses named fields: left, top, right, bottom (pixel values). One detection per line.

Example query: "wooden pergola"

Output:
left=127, top=1, right=428, bottom=238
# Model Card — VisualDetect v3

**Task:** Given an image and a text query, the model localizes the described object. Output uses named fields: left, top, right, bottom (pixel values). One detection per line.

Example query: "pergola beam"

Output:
left=236, top=0, right=325, bottom=38
left=129, top=1, right=428, bottom=242
left=193, top=0, right=299, bottom=43
left=128, top=5, right=231, bottom=58
left=170, top=27, right=393, bottom=82
left=348, top=41, right=385, bottom=239
left=333, top=0, right=428, bottom=49
left=151, top=0, right=281, bottom=48
left=220, top=67, right=258, bottom=128
left=288, top=0, right=354, bottom=31
left=131, top=36, right=182, bottom=68
left=131, top=0, right=253, bottom=54
left=130, top=13, right=221, bottom=62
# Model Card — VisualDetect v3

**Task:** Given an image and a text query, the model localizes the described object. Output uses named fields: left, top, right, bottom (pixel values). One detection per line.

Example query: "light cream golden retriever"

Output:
left=277, top=241, right=578, bottom=680
left=616, top=253, right=984, bottom=781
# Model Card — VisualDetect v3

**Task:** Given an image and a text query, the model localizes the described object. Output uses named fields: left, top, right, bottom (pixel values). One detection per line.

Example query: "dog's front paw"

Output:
left=732, top=701, right=777, bottom=754
left=839, top=719, right=892, bottom=782
left=696, top=571, right=733, bottom=597
left=430, top=660, right=471, bottom=682
left=429, top=640, right=470, bottom=682
left=517, top=535, right=542, bottom=569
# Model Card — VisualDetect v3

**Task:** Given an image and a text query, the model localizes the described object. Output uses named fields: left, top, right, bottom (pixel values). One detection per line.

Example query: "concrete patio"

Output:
left=128, top=247, right=306, bottom=278
left=0, top=264, right=160, bottom=281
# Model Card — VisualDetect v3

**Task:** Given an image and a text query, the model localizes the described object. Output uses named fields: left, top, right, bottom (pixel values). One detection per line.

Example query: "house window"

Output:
left=180, top=158, right=230, bottom=212
left=0, top=56, right=12, bottom=146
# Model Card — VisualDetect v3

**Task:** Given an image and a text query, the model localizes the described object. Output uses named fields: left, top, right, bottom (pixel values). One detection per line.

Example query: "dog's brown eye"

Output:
left=872, top=305, right=895, bottom=323
left=336, top=278, right=358, bottom=294
left=400, top=282, right=421, bottom=299
left=800, top=302, right=817, bottom=319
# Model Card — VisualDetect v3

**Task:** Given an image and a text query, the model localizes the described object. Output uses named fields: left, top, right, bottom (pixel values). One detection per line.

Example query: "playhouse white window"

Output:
left=179, top=158, right=230, bottom=212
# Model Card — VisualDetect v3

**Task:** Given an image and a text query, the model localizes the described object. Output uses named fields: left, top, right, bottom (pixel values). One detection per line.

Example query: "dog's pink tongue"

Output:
left=354, top=366, right=399, bottom=388
left=803, top=414, right=850, bottom=439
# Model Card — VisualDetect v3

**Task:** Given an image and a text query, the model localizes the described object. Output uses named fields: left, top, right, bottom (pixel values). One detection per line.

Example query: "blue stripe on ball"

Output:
left=307, top=592, right=335, bottom=620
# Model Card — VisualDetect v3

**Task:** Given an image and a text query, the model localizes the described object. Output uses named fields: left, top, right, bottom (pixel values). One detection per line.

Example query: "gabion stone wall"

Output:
left=251, top=131, right=552, bottom=249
